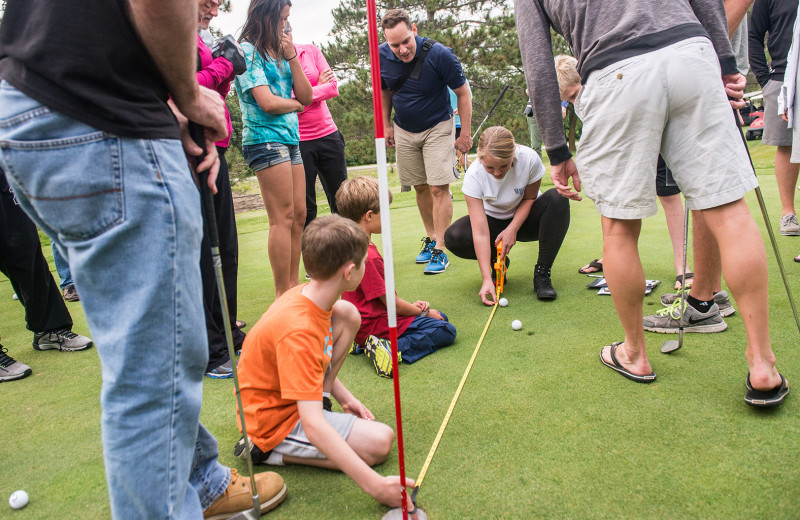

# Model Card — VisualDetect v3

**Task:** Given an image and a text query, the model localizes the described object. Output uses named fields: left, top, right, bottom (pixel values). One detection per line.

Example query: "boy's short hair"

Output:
left=381, top=8, right=412, bottom=31
left=302, top=214, right=369, bottom=280
left=554, top=54, right=580, bottom=99
left=335, top=176, right=392, bottom=223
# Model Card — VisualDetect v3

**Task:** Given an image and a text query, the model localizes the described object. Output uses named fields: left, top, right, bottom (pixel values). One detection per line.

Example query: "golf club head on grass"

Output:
left=660, top=339, right=681, bottom=354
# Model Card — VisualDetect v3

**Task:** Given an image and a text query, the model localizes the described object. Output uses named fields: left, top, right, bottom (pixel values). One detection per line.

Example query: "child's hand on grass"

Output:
left=341, top=398, right=375, bottom=421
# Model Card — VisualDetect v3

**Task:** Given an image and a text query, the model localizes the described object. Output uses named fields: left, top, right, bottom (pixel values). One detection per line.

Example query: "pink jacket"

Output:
left=295, top=44, right=339, bottom=142
left=197, top=35, right=234, bottom=148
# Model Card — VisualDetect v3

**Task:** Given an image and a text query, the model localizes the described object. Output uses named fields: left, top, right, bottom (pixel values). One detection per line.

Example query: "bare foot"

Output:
left=600, top=342, right=652, bottom=377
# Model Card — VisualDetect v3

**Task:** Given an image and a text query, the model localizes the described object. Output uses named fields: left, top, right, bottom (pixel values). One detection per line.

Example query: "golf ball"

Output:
left=9, top=490, right=28, bottom=510
left=511, top=319, right=522, bottom=330
left=499, top=298, right=508, bottom=307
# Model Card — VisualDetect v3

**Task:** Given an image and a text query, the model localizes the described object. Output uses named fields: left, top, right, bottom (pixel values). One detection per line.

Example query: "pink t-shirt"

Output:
left=295, top=44, right=339, bottom=142
left=197, top=35, right=234, bottom=148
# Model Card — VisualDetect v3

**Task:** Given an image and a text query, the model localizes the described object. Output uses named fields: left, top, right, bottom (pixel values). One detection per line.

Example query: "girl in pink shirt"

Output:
left=295, top=43, right=348, bottom=227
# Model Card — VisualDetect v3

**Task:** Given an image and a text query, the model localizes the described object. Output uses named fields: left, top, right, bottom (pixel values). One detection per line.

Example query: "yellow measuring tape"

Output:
left=412, top=243, right=505, bottom=500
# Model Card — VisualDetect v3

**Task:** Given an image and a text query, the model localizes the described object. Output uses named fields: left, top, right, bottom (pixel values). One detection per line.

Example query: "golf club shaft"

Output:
left=189, top=123, right=261, bottom=518
left=732, top=109, right=800, bottom=335
left=472, top=84, right=510, bottom=142
left=678, top=204, right=689, bottom=347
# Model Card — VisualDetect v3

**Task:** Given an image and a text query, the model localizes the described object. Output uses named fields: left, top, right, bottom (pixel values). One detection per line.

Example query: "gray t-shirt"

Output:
left=731, top=17, right=749, bottom=76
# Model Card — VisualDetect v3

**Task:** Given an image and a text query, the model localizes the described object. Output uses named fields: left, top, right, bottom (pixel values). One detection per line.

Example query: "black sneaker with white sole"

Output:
left=33, top=329, right=93, bottom=352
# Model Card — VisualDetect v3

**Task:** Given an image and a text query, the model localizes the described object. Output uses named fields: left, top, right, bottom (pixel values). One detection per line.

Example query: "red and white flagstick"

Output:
left=366, top=3, right=413, bottom=520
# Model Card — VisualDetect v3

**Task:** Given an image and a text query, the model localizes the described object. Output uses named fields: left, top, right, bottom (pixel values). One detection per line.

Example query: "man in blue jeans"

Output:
left=0, top=0, right=285, bottom=518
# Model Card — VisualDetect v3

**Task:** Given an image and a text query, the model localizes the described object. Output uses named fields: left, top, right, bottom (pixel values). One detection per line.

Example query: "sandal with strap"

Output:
left=578, top=258, right=603, bottom=274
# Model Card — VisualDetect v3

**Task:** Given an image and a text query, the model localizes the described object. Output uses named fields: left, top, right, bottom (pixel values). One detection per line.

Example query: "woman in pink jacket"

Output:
left=295, top=43, right=348, bottom=227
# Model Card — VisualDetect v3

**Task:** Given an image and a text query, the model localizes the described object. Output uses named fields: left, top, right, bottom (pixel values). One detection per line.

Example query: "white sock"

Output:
left=266, top=451, right=284, bottom=466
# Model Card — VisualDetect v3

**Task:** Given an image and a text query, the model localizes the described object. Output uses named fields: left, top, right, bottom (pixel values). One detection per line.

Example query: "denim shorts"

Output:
left=243, top=142, right=302, bottom=171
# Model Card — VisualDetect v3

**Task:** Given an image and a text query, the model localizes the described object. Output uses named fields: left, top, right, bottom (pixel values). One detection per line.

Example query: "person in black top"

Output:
left=749, top=0, right=800, bottom=235
left=0, top=0, right=285, bottom=517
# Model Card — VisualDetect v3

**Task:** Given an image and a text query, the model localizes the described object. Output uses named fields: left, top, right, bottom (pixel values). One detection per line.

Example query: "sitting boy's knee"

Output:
left=332, top=300, right=361, bottom=328
left=370, top=424, right=395, bottom=465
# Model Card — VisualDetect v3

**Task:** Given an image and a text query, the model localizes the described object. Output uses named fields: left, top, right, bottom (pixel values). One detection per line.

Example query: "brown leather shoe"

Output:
left=62, top=285, right=80, bottom=302
left=203, top=468, right=286, bottom=519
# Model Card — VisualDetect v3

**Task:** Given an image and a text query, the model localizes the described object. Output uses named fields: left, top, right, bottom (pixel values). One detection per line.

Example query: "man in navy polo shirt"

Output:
left=380, top=8, right=472, bottom=274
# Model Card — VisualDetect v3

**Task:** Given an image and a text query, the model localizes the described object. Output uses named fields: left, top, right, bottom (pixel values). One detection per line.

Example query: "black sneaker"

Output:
left=533, top=264, right=557, bottom=300
left=0, top=346, right=32, bottom=382
left=33, top=329, right=93, bottom=352
left=234, top=435, right=272, bottom=464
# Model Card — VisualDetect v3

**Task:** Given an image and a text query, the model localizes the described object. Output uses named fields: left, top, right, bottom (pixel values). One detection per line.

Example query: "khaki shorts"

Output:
left=394, top=117, right=456, bottom=187
left=763, top=79, right=793, bottom=146
left=575, top=37, right=757, bottom=219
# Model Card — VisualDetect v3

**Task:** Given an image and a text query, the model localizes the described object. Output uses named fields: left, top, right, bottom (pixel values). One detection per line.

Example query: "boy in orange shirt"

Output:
left=235, top=215, right=414, bottom=509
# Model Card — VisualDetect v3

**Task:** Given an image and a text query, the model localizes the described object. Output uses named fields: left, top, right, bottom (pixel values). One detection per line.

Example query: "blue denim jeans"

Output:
left=0, top=81, right=229, bottom=519
left=51, top=241, right=73, bottom=289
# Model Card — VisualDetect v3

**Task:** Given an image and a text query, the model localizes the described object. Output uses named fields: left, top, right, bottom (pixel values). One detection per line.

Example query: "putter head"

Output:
left=660, top=339, right=681, bottom=354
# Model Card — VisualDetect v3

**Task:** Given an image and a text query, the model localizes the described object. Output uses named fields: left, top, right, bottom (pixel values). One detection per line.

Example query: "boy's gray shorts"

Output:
left=269, top=411, right=357, bottom=463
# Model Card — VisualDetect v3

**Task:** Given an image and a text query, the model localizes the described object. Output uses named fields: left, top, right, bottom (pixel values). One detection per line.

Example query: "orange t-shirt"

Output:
left=236, top=285, right=334, bottom=452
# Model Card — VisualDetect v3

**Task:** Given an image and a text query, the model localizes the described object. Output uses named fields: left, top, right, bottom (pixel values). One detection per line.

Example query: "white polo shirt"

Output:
left=461, top=145, right=545, bottom=219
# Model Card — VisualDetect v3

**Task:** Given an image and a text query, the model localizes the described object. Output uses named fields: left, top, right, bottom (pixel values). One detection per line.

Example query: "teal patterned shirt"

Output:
left=234, top=41, right=299, bottom=146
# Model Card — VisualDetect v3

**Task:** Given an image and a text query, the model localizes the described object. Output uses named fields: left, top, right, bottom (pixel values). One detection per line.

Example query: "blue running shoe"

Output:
left=415, top=237, right=436, bottom=264
left=424, top=248, right=449, bottom=274
left=205, top=360, right=234, bottom=379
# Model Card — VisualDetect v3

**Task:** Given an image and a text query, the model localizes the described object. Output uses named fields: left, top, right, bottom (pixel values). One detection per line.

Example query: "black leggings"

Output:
left=444, top=188, right=570, bottom=268
left=300, top=130, right=348, bottom=227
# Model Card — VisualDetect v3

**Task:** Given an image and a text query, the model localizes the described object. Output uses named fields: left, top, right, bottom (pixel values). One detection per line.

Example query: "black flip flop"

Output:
left=599, top=342, right=657, bottom=383
left=794, top=255, right=800, bottom=263
left=745, top=372, right=789, bottom=408
left=579, top=259, right=603, bottom=274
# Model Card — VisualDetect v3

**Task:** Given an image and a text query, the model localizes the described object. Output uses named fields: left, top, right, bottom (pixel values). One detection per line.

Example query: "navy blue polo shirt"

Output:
left=380, top=36, right=466, bottom=133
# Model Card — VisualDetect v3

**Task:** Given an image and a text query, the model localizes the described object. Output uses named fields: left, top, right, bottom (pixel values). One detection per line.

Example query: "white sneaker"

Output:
left=779, top=214, right=800, bottom=236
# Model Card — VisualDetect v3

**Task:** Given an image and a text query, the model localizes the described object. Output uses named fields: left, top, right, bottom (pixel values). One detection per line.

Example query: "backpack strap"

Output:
left=390, top=38, right=437, bottom=94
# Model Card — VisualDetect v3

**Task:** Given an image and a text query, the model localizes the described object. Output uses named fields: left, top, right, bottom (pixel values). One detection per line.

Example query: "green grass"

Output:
left=2, top=143, right=799, bottom=519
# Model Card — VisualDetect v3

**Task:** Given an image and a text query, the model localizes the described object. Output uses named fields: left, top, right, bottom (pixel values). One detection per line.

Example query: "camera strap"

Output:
left=390, top=38, right=437, bottom=95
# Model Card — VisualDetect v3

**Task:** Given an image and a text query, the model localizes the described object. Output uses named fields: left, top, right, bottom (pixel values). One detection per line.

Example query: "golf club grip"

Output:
left=188, top=122, right=221, bottom=249
left=486, top=84, right=510, bottom=118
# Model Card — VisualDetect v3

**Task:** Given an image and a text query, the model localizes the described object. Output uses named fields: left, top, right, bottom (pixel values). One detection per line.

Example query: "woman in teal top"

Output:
left=236, top=0, right=312, bottom=298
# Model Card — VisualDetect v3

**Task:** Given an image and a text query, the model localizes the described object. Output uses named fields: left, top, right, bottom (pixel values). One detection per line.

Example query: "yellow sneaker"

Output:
left=203, top=469, right=286, bottom=519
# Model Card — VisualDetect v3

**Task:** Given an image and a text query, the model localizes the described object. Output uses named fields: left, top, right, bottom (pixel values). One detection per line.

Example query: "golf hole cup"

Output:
left=511, top=319, right=522, bottom=330
left=9, top=490, right=28, bottom=510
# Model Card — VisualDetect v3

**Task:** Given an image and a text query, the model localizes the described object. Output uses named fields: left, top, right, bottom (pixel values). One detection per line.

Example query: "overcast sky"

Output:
left=214, top=0, right=342, bottom=47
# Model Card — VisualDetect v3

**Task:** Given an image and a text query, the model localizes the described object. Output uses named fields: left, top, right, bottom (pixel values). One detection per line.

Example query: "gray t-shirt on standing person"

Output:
left=514, top=0, right=738, bottom=166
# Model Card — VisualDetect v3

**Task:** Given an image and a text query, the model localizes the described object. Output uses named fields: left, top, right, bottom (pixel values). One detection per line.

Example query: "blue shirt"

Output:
left=234, top=42, right=299, bottom=146
left=449, top=79, right=471, bottom=128
left=380, top=36, right=466, bottom=133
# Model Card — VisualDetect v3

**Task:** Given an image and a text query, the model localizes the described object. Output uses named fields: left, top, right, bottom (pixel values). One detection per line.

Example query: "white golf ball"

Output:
left=9, top=490, right=28, bottom=510
left=499, top=298, right=508, bottom=307
left=511, top=319, right=522, bottom=330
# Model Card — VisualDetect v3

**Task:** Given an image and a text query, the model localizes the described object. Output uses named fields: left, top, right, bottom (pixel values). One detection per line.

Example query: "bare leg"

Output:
left=289, top=163, right=306, bottom=291
left=429, top=184, right=454, bottom=250
left=658, top=194, right=693, bottom=279
left=323, top=300, right=361, bottom=393
left=696, top=199, right=781, bottom=391
left=775, top=146, right=799, bottom=217
left=256, top=161, right=301, bottom=298
left=688, top=210, right=723, bottom=300
left=414, top=184, right=436, bottom=240
left=599, top=217, right=652, bottom=376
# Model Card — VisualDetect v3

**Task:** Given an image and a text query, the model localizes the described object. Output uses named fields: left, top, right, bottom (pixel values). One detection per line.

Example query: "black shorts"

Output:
left=655, top=155, right=680, bottom=197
